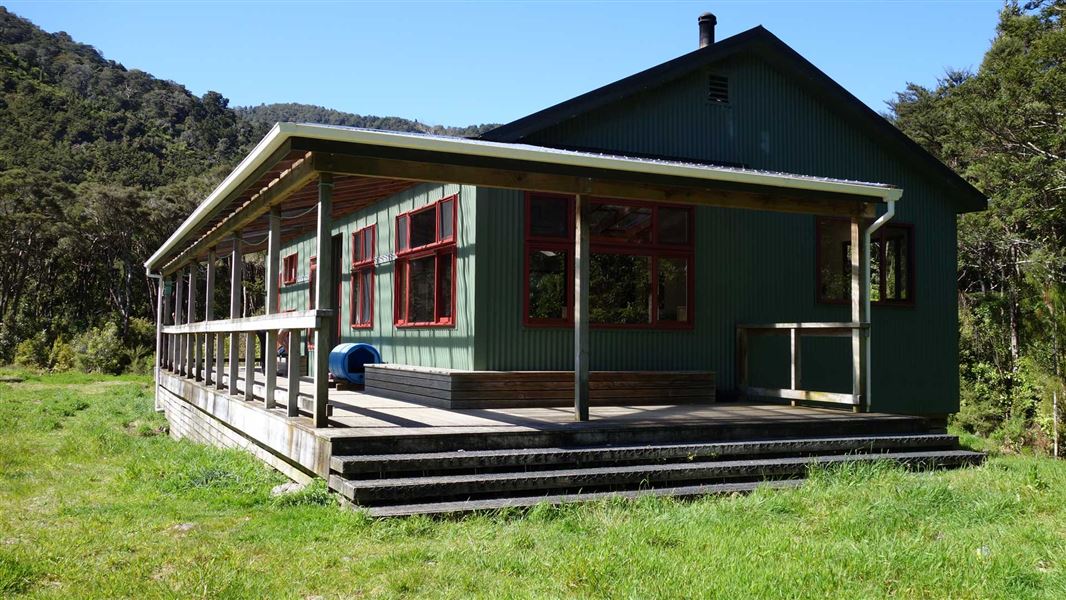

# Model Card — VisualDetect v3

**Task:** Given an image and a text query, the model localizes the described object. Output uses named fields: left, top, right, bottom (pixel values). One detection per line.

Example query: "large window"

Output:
left=394, top=196, right=457, bottom=327
left=351, top=225, right=375, bottom=329
left=524, top=194, right=694, bottom=328
left=816, top=218, right=914, bottom=305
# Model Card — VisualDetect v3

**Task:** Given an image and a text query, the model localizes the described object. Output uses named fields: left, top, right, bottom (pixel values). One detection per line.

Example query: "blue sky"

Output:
left=8, top=1, right=1002, bottom=127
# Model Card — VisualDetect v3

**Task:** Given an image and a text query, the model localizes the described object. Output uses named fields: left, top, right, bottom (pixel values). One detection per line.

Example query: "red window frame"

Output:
left=394, top=195, right=458, bottom=327
left=350, top=225, right=375, bottom=329
left=281, top=253, right=299, bottom=285
left=522, top=193, right=696, bottom=329
left=815, top=218, right=915, bottom=307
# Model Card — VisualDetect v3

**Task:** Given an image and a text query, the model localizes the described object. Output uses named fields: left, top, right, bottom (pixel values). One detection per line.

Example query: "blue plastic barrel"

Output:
left=328, top=343, right=382, bottom=384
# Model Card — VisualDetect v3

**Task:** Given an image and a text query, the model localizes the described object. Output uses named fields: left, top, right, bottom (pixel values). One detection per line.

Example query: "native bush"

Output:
left=13, top=332, right=47, bottom=369
left=72, top=323, right=124, bottom=374
left=47, top=336, right=76, bottom=372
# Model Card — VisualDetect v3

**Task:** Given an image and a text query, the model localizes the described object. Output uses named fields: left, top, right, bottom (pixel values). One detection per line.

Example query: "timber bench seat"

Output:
left=363, top=365, right=716, bottom=409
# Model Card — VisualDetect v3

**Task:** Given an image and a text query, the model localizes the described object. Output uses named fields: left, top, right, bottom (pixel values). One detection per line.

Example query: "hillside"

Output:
left=237, top=102, right=497, bottom=138
left=0, top=7, right=490, bottom=362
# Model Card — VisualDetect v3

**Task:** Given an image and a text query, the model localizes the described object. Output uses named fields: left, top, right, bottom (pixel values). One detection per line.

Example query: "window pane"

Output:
left=363, top=230, right=373, bottom=261
left=359, top=272, right=372, bottom=323
left=817, top=219, right=850, bottom=301
left=529, top=195, right=570, bottom=238
left=439, top=199, right=454, bottom=240
left=395, top=262, right=407, bottom=321
left=591, top=204, right=652, bottom=244
left=410, top=209, right=436, bottom=249
left=308, top=261, right=317, bottom=310
left=397, top=216, right=409, bottom=250
left=870, top=239, right=883, bottom=302
left=437, top=254, right=453, bottom=320
left=658, top=257, right=689, bottom=322
left=590, top=253, right=650, bottom=324
left=658, top=207, right=690, bottom=245
left=409, top=255, right=436, bottom=323
left=528, top=249, right=568, bottom=320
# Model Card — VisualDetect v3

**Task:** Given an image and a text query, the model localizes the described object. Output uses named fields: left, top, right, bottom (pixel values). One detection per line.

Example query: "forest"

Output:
left=0, top=3, right=1063, bottom=451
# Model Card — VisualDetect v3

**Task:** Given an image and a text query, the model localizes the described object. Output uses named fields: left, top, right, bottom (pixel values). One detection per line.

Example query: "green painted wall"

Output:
left=279, top=182, right=477, bottom=369
left=474, top=54, right=963, bottom=415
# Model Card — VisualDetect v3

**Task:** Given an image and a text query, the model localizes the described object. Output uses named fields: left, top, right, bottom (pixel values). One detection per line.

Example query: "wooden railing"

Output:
left=736, top=322, right=868, bottom=410
left=160, top=310, right=333, bottom=425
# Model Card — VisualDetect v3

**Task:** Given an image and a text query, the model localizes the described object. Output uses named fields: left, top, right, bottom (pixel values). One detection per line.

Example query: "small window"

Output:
left=816, top=218, right=914, bottom=305
left=351, top=225, right=375, bottom=329
left=590, top=204, right=652, bottom=244
left=282, top=253, right=299, bottom=285
left=395, top=195, right=458, bottom=327
left=708, top=74, right=729, bottom=104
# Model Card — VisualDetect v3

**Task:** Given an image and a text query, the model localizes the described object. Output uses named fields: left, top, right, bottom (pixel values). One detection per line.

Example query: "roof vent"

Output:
left=708, top=74, right=729, bottom=104
left=698, top=13, right=717, bottom=48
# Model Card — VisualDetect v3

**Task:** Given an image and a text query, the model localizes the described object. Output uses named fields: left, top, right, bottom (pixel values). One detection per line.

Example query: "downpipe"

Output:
left=862, top=192, right=900, bottom=410
left=146, top=269, right=164, bottom=411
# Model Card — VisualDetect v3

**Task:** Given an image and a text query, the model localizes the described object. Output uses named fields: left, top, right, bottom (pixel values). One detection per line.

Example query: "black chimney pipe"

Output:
left=698, top=12, right=717, bottom=48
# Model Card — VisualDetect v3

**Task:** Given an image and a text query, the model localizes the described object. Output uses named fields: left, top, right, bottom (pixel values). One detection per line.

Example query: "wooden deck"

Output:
left=158, top=365, right=937, bottom=473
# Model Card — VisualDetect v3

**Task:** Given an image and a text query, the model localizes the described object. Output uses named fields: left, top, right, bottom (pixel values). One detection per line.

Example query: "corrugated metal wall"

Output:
left=279, top=182, right=477, bottom=369
left=475, top=55, right=961, bottom=415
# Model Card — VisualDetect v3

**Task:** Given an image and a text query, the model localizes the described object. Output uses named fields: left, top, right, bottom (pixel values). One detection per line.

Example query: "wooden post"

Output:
left=163, top=277, right=172, bottom=371
left=264, top=206, right=281, bottom=409
left=573, top=193, right=590, bottom=421
left=313, top=174, right=333, bottom=427
left=288, top=328, right=302, bottom=417
left=851, top=217, right=868, bottom=412
left=188, top=264, right=200, bottom=381
left=204, top=250, right=216, bottom=386
left=790, top=326, right=801, bottom=407
left=229, top=236, right=242, bottom=396
left=174, top=270, right=185, bottom=377
left=245, top=331, right=255, bottom=401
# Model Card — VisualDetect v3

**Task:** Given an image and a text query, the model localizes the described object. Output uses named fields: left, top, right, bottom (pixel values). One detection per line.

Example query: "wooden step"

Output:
left=330, top=434, right=961, bottom=475
left=327, top=414, right=936, bottom=455
left=330, top=450, right=984, bottom=504
left=363, top=479, right=806, bottom=518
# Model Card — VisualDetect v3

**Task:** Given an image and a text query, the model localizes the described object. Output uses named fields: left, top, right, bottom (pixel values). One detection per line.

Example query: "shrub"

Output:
left=124, top=345, right=154, bottom=375
left=126, top=317, right=155, bottom=349
left=13, top=332, right=47, bottom=369
left=72, top=323, right=124, bottom=374
left=48, top=336, right=77, bottom=372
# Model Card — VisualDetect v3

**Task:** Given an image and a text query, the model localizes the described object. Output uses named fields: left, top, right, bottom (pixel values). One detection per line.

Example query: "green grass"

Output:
left=1, top=370, right=1065, bottom=598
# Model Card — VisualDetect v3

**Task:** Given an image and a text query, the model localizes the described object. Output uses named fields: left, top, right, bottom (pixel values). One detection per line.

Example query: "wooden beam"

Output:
left=162, top=152, right=317, bottom=276
left=161, top=310, right=331, bottom=335
left=229, top=236, right=242, bottom=396
left=264, top=206, right=281, bottom=409
left=204, top=250, right=216, bottom=386
left=573, top=193, right=590, bottom=422
left=153, top=274, right=165, bottom=408
left=163, top=277, right=172, bottom=371
left=739, top=386, right=860, bottom=406
left=312, top=152, right=877, bottom=219
left=851, top=217, right=868, bottom=413
left=313, top=174, right=333, bottom=427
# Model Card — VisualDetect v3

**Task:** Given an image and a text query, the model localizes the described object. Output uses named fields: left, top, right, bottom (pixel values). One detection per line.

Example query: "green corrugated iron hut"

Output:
left=148, top=15, right=984, bottom=425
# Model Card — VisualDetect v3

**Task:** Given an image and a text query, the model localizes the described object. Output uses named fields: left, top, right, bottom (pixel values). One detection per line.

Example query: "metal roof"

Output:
left=146, top=122, right=901, bottom=271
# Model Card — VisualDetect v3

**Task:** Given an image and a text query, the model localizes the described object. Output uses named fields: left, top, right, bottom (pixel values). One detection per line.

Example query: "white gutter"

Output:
left=862, top=190, right=901, bottom=409
left=146, top=122, right=901, bottom=270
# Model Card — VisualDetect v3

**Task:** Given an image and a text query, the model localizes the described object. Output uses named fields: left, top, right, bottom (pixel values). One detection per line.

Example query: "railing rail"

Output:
left=160, top=310, right=333, bottom=423
left=736, top=322, right=868, bottom=409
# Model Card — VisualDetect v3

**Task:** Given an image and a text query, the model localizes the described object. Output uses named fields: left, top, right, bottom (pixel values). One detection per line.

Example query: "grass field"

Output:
left=1, top=370, right=1065, bottom=599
